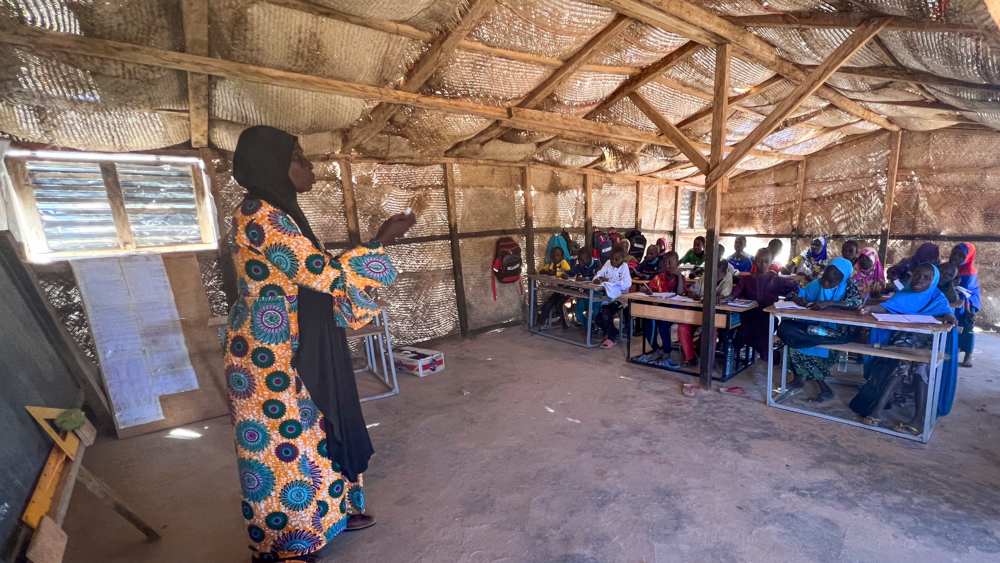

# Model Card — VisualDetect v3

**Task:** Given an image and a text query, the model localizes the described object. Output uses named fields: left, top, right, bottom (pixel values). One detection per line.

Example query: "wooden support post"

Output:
left=635, top=180, right=643, bottom=231
left=444, top=164, right=469, bottom=336
left=791, top=159, right=807, bottom=257
left=181, top=0, right=209, bottom=148
left=189, top=161, right=215, bottom=244
left=99, top=163, right=136, bottom=250
left=699, top=42, right=730, bottom=390
left=77, top=466, right=160, bottom=541
left=584, top=174, right=594, bottom=250
left=879, top=130, right=903, bottom=262
left=523, top=167, right=536, bottom=274
left=339, top=159, right=361, bottom=246
left=672, top=184, right=683, bottom=251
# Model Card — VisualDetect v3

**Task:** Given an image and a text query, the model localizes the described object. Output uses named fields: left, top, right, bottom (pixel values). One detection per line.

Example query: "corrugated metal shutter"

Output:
left=25, top=160, right=118, bottom=251
left=116, top=163, right=201, bottom=247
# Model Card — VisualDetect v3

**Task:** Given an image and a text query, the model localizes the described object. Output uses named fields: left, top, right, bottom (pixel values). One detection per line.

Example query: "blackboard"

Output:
left=0, top=236, right=81, bottom=560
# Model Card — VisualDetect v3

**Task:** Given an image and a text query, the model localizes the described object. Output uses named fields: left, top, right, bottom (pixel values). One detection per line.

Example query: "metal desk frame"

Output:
left=527, top=274, right=610, bottom=348
left=766, top=307, right=951, bottom=443
left=624, top=293, right=757, bottom=381
left=347, top=309, right=400, bottom=402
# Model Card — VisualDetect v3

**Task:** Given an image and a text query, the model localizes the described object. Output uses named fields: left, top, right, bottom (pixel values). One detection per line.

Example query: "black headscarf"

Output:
left=232, top=125, right=374, bottom=482
left=233, top=125, right=320, bottom=247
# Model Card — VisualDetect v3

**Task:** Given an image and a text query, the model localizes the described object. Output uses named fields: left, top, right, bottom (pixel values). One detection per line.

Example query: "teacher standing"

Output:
left=225, top=126, right=414, bottom=562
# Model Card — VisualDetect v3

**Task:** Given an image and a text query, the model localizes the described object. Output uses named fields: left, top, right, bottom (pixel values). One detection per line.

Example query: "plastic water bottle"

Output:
left=807, top=325, right=832, bottom=337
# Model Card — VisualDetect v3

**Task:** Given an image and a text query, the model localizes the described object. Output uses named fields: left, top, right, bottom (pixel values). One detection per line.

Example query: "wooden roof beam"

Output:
left=705, top=18, right=892, bottom=188
left=628, top=92, right=710, bottom=173
left=727, top=12, right=983, bottom=34
left=445, top=14, right=631, bottom=155
left=595, top=0, right=900, bottom=131
left=181, top=0, right=209, bottom=147
left=587, top=41, right=702, bottom=118
left=341, top=0, right=495, bottom=153
left=675, top=74, right=784, bottom=130
left=808, top=65, right=1000, bottom=93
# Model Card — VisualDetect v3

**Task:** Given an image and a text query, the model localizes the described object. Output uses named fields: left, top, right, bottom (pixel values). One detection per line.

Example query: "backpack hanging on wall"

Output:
left=491, top=237, right=523, bottom=300
left=592, top=229, right=614, bottom=263
left=625, top=229, right=646, bottom=260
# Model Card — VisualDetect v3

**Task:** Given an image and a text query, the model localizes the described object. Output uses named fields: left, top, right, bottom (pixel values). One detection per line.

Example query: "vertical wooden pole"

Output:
left=523, top=166, right=536, bottom=274
left=181, top=0, right=209, bottom=148
left=699, top=42, right=730, bottom=389
left=444, top=164, right=469, bottom=336
left=584, top=174, right=594, bottom=251
left=199, top=148, right=236, bottom=304
left=879, top=130, right=902, bottom=263
left=672, top=184, right=683, bottom=251
left=189, top=161, right=215, bottom=244
left=791, top=159, right=807, bottom=257
left=5, top=160, right=49, bottom=257
left=634, top=180, right=643, bottom=231
left=99, top=163, right=136, bottom=251
left=339, top=159, right=361, bottom=246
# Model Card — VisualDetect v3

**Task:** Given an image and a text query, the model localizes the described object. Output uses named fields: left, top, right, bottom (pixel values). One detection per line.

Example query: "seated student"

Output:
left=655, top=238, right=669, bottom=255
left=537, top=246, right=572, bottom=328
left=570, top=247, right=601, bottom=325
left=734, top=249, right=800, bottom=361
left=949, top=243, right=980, bottom=367
left=886, top=242, right=939, bottom=288
left=777, top=258, right=863, bottom=403
left=679, top=236, right=706, bottom=267
left=677, top=259, right=733, bottom=366
left=636, top=244, right=661, bottom=279
left=938, top=262, right=962, bottom=307
left=851, top=246, right=885, bottom=299
left=641, top=251, right=685, bottom=366
left=619, top=239, right=640, bottom=273
left=593, top=247, right=633, bottom=349
left=840, top=239, right=860, bottom=263
left=850, top=264, right=957, bottom=433
left=784, top=237, right=828, bottom=281
left=766, top=238, right=784, bottom=272
left=727, top=235, right=753, bottom=273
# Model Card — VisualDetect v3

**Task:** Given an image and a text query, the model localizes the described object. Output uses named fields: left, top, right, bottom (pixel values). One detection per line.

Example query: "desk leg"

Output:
left=585, top=288, right=594, bottom=348
left=528, top=279, right=536, bottom=330
left=767, top=314, right=775, bottom=404
left=921, top=331, right=943, bottom=443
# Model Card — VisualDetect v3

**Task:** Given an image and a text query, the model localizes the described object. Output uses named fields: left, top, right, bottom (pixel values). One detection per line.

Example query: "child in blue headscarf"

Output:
left=850, top=263, right=958, bottom=433
left=783, top=237, right=828, bottom=281
left=778, top=257, right=863, bottom=402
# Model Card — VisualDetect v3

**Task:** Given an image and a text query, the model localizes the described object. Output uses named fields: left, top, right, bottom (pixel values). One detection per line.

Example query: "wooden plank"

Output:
left=0, top=23, right=687, bottom=157
left=181, top=0, right=209, bottom=148
left=77, top=466, right=160, bottom=541
left=631, top=302, right=730, bottom=328
left=879, top=129, right=903, bottom=262
left=595, top=0, right=899, bottom=131
left=443, top=164, right=469, bottom=336
left=99, top=163, right=136, bottom=250
left=339, top=159, right=361, bottom=245
left=342, top=0, right=495, bottom=153
left=675, top=74, right=784, bottom=131
left=584, top=174, right=594, bottom=248
left=672, top=184, right=683, bottom=250
left=791, top=159, right=807, bottom=256
left=588, top=41, right=702, bottom=118
left=523, top=167, right=536, bottom=274
left=727, top=12, right=983, bottom=34
left=188, top=162, right=215, bottom=244
left=819, top=342, right=942, bottom=364
left=25, top=515, right=67, bottom=563
left=807, top=64, right=1000, bottom=93
left=4, top=160, right=49, bottom=256
left=634, top=180, right=643, bottom=230
left=629, top=92, right=710, bottom=173
left=266, top=0, right=644, bottom=77
left=446, top=14, right=631, bottom=154
left=699, top=41, right=731, bottom=389
left=704, top=18, right=892, bottom=189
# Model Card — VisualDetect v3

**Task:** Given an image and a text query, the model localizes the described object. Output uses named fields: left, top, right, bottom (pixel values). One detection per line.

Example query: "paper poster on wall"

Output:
left=72, top=254, right=199, bottom=429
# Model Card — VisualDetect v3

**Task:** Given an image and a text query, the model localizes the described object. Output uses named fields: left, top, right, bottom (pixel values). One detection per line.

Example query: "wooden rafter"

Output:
left=445, top=14, right=631, bottom=155
left=726, top=12, right=983, bottom=34
left=806, top=65, right=1000, bottom=93
left=675, top=74, right=785, bottom=130
left=628, top=92, right=709, bottom=173
left=181, top=0, right=209, bottom=148
left=341, top=0, right=495, bottom=153
left=704, top=18, right=892, bottom=188
left=596, top=0, right=900, bottom=131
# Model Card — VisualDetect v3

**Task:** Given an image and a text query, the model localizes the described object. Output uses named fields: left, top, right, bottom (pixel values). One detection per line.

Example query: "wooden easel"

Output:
left=17, top=407, right=159, bottom=563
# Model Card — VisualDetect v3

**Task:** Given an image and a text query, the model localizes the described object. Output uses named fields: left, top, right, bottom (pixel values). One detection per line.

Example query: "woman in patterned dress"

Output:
left=225, top=126, right=414, bottom=562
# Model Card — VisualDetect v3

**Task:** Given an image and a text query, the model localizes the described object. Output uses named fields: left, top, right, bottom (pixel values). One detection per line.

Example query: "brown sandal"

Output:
left=346, top=514, right=376, bottom=531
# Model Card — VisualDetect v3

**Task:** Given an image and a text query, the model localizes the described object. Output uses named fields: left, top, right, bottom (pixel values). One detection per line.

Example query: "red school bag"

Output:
left=491, top=237, right=523, bottom=300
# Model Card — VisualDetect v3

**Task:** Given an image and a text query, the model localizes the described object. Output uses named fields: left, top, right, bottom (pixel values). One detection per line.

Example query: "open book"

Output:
left=774, top=300, right=807, bottom=310
left=872, top=313, right=942, bottom=325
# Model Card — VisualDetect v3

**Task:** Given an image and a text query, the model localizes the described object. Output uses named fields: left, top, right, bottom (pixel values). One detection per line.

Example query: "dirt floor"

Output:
left=64, top=328, right=1000, bottom=562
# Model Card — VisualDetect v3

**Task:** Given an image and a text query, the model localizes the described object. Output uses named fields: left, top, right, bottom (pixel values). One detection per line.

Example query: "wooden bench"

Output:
left=815, top=342, right=948, bottom=364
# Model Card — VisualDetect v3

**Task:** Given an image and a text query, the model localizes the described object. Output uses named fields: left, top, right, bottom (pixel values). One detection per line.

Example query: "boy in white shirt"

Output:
left=593, top=247, right=632, bottom=348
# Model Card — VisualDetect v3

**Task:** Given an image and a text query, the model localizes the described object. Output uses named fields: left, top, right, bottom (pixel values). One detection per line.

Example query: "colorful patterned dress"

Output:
left=224, top=198, right=396, bottom=561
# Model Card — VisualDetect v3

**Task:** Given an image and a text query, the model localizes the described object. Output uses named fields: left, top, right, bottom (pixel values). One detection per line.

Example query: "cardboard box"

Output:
left=394, top=346, right=445, bottom=378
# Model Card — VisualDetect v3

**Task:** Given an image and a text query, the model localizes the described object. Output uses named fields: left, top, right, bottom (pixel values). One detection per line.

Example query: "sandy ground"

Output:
left=64, top=328, right=1000, bottom=562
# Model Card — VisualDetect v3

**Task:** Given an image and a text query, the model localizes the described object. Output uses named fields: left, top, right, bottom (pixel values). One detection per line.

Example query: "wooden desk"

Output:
left=622, top=293, right=758, bottom=381
left=765, top=306, right=953, bottom=443
left=527, top=274, right=609, bottom=348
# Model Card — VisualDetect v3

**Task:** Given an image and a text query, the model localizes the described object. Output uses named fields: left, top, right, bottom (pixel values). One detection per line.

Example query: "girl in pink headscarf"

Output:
left=852, top=246, right=885, bottom=298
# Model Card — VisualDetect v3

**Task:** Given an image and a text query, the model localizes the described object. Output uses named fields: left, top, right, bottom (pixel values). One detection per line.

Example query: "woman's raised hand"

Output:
left=375, top=212, right=417, bottom=245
